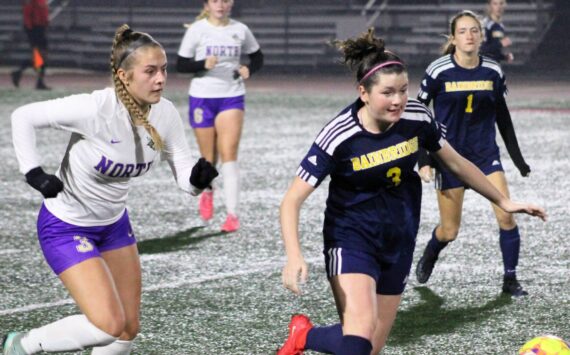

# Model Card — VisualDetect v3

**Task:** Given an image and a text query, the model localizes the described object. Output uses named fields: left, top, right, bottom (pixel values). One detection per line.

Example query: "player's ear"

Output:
left=358, top=84, right=369, bottom=104
left=117, top=68, right=129, bottom=86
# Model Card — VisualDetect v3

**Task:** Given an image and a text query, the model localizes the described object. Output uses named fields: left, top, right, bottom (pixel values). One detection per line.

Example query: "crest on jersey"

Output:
left=147, top=136, right=156, bottom=151
left=308, top=155, right=317, bottom=166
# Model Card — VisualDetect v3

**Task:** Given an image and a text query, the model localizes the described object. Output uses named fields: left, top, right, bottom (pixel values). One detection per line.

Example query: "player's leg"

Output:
left=215, top=101, right=244, bottom=232
left=416, top=184, right=465, bottom=284
left=486, top=171, right=526, bottom=296
left=90, top=244, right=141, bottom=354
left=34, top=28, right=50, bottom=90
left=189, top=96, right=218, bottom=221
left=15, top=258, right=123, bottom=353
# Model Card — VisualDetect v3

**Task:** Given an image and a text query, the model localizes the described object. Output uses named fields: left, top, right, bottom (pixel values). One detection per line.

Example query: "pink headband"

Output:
left=359, top=61, right=403, bottom=83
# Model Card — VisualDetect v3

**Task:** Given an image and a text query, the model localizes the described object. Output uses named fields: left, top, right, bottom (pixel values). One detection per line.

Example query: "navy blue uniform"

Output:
left=417, top=54, right=528, bottom=189
left=481, top=17, right=508, bottom=62
left=297, top=98, right=445, bottom=267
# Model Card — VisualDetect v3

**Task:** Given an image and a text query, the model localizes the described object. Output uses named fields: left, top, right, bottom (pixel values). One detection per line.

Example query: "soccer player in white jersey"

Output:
left=177, top=0, right=263, bottom=232
left=2, top=25, right=217, bottom=355
left=276, top=29, right=545, bottom=355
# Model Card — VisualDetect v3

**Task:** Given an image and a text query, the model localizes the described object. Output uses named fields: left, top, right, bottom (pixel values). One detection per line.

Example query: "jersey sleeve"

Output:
left=417, top=72, right=437, bottom=106
left=160, top=105, right=195, bottom=194
left=296, top=142, right=336, bottom=188
left=177, top=26, right=199, bottom=58
left=242, top=25, right=260, bottom=54
left=421, top=108, right=447, bottom=153
left=11, top=94, right=97, bottom=174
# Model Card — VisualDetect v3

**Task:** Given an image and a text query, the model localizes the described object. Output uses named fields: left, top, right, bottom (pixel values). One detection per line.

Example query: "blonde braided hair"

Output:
left=110, top=24, right=164, bottom=151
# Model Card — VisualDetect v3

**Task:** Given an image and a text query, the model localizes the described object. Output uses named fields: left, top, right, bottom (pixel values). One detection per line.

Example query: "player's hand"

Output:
left=282, top=255, right=308, bottom=295
left=205, top=56, right=218, bottom=70
left=501, top=36, right=512, bottom=48
left=25, top=167, right=63, bottom=198
left=506, top=52, right=514, bottom=63
left=190, top=158, right=218, bottom=193
left=418, top=165, right=434, bottom=183
left=500, top=200, right=547, bottom=222
left=237, top=65, right=250, bottom=80
left=517, top=163, right=531, bottom=177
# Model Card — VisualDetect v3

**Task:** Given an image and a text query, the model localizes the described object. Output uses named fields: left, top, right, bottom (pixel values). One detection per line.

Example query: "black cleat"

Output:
left=10, top=71, right=21, bottom=88
left=502, top=276, right=528, bottom=297
left=415, top=248, right=438, bottom=284
left=36, top=81, right=51, bottom=90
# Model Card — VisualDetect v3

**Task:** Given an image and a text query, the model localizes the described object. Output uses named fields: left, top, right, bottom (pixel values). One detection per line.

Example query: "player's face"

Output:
left=206, top=0, right=233, bottom=20
left=125, top=47, right=167, bottom=106
left=452, top=16, right=482, bottom=55
left=489, top=0, right=506, bottom=18
left=360, top=72, right=408, bottom=127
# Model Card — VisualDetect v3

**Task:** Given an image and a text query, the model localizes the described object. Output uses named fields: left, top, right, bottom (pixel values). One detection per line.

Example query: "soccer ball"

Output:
left=519, top=335, right=570, bottom=355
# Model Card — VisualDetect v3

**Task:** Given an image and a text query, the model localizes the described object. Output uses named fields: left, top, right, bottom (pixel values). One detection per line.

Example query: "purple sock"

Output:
left=305, top=324, right=342, bottom=354
left=337, top=335, right=372, bottom=355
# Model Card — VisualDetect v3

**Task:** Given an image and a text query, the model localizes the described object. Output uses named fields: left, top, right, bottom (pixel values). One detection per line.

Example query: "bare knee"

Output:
left=437, top=225, right=459, bottom=242
left=343, top=311, right=376, bottom=340
left=88, top=311, right=126, bottom=338
left=122, top=316, right=140, bottom=340
left=497, top=214, right=516, bottom=230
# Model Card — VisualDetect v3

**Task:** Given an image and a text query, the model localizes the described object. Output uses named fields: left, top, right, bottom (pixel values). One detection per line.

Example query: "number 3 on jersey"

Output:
left=465, top=93, right=474, bottom=113
left=387, top=167, right=402, bottom=187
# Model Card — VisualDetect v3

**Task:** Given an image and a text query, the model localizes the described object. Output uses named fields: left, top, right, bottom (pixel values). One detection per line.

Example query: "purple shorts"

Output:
left=37, top=204, right=137, bottom=275
left=189, top=95, right=245, bottom=128
left=324, top=247, right=414, bottom=295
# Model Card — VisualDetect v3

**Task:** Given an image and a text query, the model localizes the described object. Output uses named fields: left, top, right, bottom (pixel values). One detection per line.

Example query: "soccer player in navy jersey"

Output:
left=481, top=0, right=514, bottom=63
left=3, top=25, right=217, bottom=354
left=415, top=10, right=531, bottom=296
left=276, top=28, right=545, bottom=355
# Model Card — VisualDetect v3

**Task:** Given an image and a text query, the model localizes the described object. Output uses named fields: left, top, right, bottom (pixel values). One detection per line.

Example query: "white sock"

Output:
left=91, top=339, right=134, bottom=354
left=21, top=315, right=116, bottom=353
left=221, top=161, right=240, bottom=215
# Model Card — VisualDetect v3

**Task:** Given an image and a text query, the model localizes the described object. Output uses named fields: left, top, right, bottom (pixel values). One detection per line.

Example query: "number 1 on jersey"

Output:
left=465, top=94, right=474, bottom=113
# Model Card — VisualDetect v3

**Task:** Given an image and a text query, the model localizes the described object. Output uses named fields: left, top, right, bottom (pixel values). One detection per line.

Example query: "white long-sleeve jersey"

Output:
left=12, top=88, right=196, bottom=226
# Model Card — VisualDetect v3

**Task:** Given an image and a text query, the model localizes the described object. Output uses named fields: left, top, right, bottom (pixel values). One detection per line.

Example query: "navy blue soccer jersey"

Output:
left=481, top=17, right=508, bottom=62
left=297, top=98, right=446, bottom=263
left=417, top=54, right=506, bottom=166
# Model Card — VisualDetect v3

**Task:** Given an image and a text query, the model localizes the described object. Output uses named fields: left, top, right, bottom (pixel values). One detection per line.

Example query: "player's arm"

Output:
left=495, top=96, right=530, bottom=176
left=176, top=56, right=218, bottom=73
left=433, top=143, right=545, bottom=220
left=417, top=73, right=437, bottom=182
left=236, top=49, right=264, bottom=80
left=280, top=177, right=315, bottom=295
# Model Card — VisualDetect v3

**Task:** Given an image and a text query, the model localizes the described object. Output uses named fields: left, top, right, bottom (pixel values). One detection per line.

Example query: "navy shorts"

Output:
left=324, top=247, right=414, bottom=295
left=189, top=95, right=245, bottom=128
left=435, top=155, right=504, bottom=190
left=37, top=204, right=136, bottom=275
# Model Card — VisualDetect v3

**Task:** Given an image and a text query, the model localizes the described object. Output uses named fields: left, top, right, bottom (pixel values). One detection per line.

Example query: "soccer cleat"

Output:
left=502, top=275, right=528, bottom=297
left=276, top=314, right=313, bottom=355
left=199, top=190, right=214, bottom=221
left=221, top=214, right=239, bottom=232
left=35, top=80, right=51, bottom=91
left=2, top=332, right=27, bottom=355
left=10, top=71, right=21, bottom=88
left=415, top=247, right=438, bottom=284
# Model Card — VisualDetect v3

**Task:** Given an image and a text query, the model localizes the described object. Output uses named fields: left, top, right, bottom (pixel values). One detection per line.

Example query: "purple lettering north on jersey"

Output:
left=120, top=164, right=135, bottom=178
left=145, top=161, right=153, bottom=172
left=205, top=46, right=240, bottom=58
left=134, top=163, right=146, bottom=177
left=94, top=156, right=114, bottom=174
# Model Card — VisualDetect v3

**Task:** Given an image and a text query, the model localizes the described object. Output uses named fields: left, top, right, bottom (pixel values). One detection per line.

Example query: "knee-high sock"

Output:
left=221, top=161, right=239, bottom=215
left=91, top=339, right=134, bottom=355
left=20, top=315, right=116, bottom=353
left=500, top=226, right=520, bottom=277
left=426, top=227, right=449, bottom=257
left=337, top=335, right=372, bottom=355
left=305, top=324, right=343, bottom=354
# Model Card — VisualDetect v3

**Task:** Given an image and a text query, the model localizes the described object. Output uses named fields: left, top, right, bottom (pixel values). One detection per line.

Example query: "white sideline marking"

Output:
left=0, top=257, right=321, bottom=316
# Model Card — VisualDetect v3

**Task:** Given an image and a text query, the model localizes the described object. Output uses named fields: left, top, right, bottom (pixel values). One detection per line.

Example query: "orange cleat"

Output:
left=276, top=314, right=313, bottom=355
left=221, top=214, right=240, bottom=232
left=199, top=190, right=214, bottom=221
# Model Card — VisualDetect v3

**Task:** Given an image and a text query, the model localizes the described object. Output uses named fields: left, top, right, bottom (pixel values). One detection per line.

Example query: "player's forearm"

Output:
left=280, top=194, right=304, bottom=259
left=176, top=56, right=206, bottom=73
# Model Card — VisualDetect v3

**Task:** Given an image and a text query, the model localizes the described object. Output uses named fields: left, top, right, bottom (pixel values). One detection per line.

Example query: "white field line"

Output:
left=0, top=257, right=321, bottom=316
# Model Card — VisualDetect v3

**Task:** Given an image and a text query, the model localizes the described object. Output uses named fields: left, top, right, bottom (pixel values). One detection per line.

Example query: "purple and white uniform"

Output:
left=12, top=88, right=196, bottom=273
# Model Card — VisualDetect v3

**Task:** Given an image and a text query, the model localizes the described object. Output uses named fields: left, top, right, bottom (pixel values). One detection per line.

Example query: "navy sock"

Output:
left=426, top=227, right=449, bottom=257
left=337, top=335, right=372, bottom=355
left=500, top=226, right=520, bottom=278
left=305, top=324, right=342, bottom=354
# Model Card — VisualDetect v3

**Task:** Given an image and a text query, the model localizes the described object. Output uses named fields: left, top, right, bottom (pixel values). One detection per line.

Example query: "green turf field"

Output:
left=0, top=80, right=568, bottom=354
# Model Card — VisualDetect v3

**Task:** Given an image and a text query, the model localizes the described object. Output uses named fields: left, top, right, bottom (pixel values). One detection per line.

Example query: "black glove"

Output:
left=25, top=167, right=64, bottom=198
left=189, top=158, right=219, bottom=190
left=517, top=163, right=531, bottom=177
